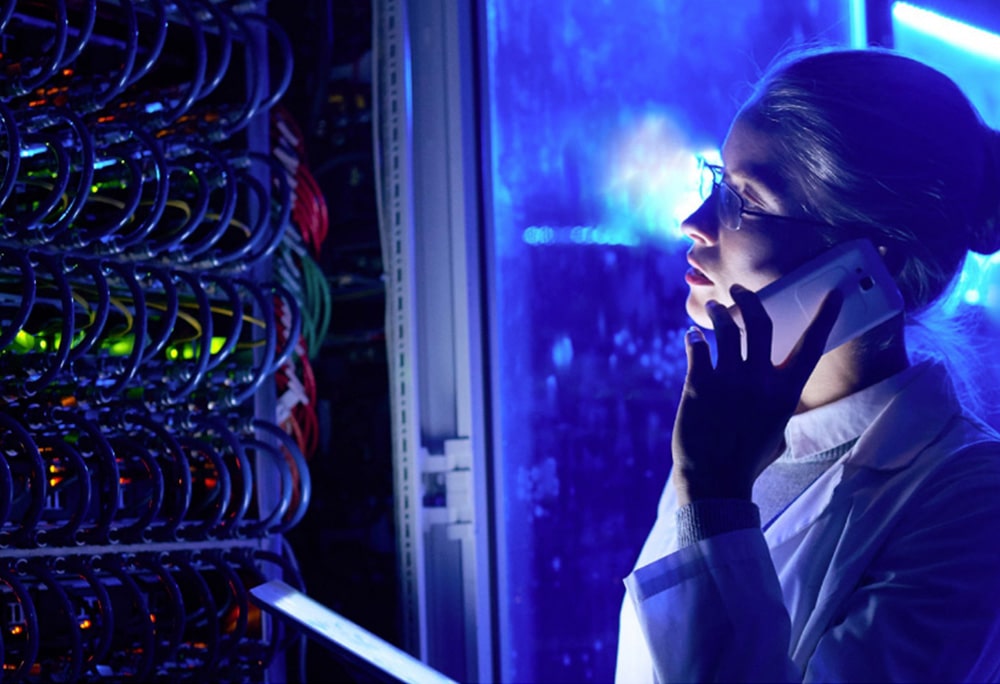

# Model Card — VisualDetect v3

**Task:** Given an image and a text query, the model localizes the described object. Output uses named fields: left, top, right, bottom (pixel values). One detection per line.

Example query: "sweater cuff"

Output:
left=676, top=499, right=761, bottom=548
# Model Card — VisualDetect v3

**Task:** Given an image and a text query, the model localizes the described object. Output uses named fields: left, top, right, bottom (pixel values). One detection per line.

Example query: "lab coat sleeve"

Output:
left=624, top=527, right=800, bottom=683
left=624, top=444, right=1000, bottom=683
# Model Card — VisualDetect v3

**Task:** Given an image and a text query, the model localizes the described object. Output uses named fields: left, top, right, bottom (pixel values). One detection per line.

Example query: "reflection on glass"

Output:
left=483, top=1, right=852, bottom=681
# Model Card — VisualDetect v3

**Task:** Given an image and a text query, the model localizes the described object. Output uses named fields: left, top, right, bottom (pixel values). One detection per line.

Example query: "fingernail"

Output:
left=686, top=326, right=704, bottom=343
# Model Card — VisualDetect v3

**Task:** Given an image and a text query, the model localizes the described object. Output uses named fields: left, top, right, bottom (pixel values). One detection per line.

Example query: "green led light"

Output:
left=13, top=330, right=35, bottom=352
left=165, top=336, right=227, bottom=362
left=106, top=337, right=134, bottom=356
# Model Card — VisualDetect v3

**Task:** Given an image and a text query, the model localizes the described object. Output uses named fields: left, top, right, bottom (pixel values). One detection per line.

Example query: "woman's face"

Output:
left=682, top=112, right=830, bottom=327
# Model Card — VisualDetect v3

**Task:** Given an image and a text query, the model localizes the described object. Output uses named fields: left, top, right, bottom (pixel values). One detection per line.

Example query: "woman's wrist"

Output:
left=674, top=470, right=753, bottom=507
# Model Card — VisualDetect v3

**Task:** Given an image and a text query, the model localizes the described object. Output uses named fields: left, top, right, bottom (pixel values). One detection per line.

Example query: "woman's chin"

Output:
left=684, top=296, right=713, bottom=329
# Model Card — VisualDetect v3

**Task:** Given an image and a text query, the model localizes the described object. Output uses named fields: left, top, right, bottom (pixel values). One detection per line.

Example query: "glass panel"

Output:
left=482, top=2, right=853, bottom=682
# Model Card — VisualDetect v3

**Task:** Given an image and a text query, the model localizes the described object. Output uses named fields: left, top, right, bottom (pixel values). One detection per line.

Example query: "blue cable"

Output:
left=241, top=13, right=294, bottom=113
left=166, top=270, right=212, bottom=401
left=239, top=151, right=294, bottom=267
left=270, top=280, right=302, bottom=372
left=170, top=553, right=222, bottom=672
left=187, top=0, right=232, bottom=99
left=57, top=0, right=96, bottom=69
left=66, top=558, right=115, bottom=672
left=205, top=551, right=249, bottom=660
left=68, top=558, right=115, bottom=668
left=13, top=0, right=69, bottom=95
left=230, top=277, right=276, bottom=406
left=29, top=560, right=84, bottom=681
left=6, top=132, right=72, bottom=241
left=140, top=266, right=179, bottom=363
left=0, top=434, right=11, bottom=529
left=194, top=416, right=252, bottom=537
left=130, top=555, right=185, bottom=663
left=202, top=275, right=243, bottom=372
left=47, top=411, right=119, bottom=546
left=0, top=411, right=47, bottom=543
left=65, top=256, right=110, bottom=362
left=98, top=557, right=155, bottom=679
left=0, top=247, right=37, bottom=353
left=147, top=0, right=206, bottom=126
left=216, top=5, right=263, bottom=135
left=0, top=101, right=22, bottom=209
left=125, top=409, right=192, bottom=539
left=89, top=0, right=139, bottom=110
left=0, top=0, right=15, bottom=33
left=238, top=437, right=292, bottom=538
left=108, top=434, right=165, bottom=543
left=145, top=162, right=211, bottom=256
left=40, top=107, right=96, bottom=243
left=252, top=418, right=311, bottom=533
left=35, top=436, right=91, bottom=547
left=0, top=566, right=40, bottom=680
left=200, top=168, right=270, bottom=268
left=99, top=260, right=147, bottom=399
left=105, top=123, right=169, bottom=254
left=177, top=145, right=239, bottom=262
left=176, top=435, right=231, bottom=536
left=65, top=151, right=144, bottom=248
left=125, top=0, right=168, bottom=87
left=24, top=251, right=75, bottom=395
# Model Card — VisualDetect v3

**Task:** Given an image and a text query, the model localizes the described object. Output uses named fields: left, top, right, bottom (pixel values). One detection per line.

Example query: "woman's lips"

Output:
left=685, top=258, right=713, bottom=286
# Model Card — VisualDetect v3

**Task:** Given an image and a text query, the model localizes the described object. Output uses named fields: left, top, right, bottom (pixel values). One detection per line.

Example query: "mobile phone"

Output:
left=729, top=238, right=904, bottom=365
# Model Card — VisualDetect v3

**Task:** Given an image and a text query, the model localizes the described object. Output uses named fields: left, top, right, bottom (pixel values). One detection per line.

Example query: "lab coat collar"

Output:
left=764, top=360, right=954, bottom=547
left=843, top=360, right=954, bottom=471
left=782, top=363, right=921, bottom=463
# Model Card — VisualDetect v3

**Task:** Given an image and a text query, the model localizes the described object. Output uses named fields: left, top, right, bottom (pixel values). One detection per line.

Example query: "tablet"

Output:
left=249, top=579, right=459, bottom=684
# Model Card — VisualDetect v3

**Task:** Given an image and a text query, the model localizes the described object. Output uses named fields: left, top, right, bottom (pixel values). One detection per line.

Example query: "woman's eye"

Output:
left=739, top=188, right=767, bottom=211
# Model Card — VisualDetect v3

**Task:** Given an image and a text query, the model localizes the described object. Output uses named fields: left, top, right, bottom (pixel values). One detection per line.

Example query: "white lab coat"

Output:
left=616, top=361, right=1000, bottom=682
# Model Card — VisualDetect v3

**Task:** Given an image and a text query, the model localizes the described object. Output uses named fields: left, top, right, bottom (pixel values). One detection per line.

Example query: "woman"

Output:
left=615, top=47, right=1000, bottom=682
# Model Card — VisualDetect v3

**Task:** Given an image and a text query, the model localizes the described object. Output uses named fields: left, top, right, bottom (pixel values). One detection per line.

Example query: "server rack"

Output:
left=0, top=1, right=318, bottom=680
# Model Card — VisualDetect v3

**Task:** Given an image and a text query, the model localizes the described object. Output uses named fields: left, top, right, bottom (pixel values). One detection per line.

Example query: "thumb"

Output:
left=684, top=325, right=713, bottom=388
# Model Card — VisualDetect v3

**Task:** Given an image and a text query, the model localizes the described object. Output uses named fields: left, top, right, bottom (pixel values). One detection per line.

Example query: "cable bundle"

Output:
left=270, top=105, right=331, bottom=460
left=0, top=2, right=309, bottom=680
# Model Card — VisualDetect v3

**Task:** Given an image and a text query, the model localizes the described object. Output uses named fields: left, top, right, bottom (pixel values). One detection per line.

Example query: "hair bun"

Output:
left=967, top=126, right=1000, bottom=255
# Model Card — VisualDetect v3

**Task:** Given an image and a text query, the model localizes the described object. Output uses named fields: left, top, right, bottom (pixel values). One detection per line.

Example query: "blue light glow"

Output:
left=892, top=2, right=1000, bottom=62
left=850, top=0, right=868, bottom=47
left=892, top=2, right=1000, bottom=312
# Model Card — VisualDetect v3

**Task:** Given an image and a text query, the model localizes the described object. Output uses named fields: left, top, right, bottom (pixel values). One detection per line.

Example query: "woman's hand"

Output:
left=672, top=284, right=843, bottom=505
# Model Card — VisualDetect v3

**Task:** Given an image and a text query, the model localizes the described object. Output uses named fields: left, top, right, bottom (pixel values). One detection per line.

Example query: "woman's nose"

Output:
left=681, top=197, right=719, bottom=246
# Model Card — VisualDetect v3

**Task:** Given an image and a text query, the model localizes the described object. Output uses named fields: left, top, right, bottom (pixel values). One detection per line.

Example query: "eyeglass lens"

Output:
left=700, top=163, right=741, bottom=230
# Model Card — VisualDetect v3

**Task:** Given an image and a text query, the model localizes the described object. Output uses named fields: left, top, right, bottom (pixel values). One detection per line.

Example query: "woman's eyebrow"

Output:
left=725, top=162, right=791, bottom=206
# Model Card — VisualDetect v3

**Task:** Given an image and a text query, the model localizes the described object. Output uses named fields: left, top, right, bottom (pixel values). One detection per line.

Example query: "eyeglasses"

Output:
left=699, top=161, right=830, bottom=231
